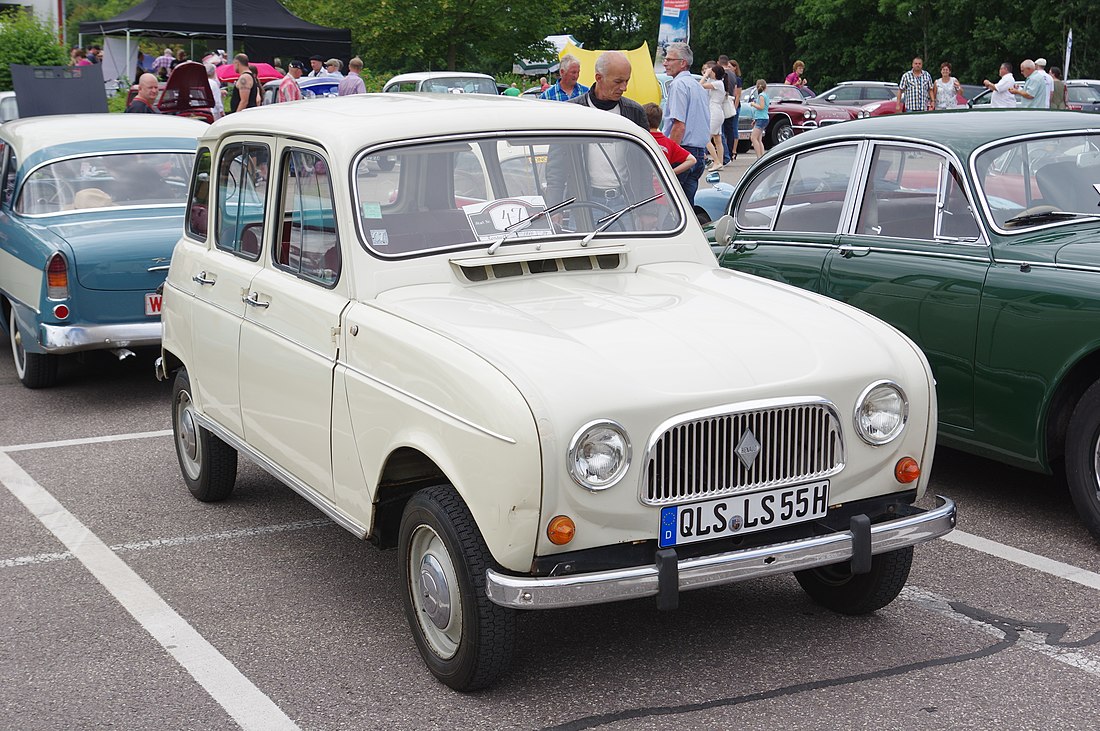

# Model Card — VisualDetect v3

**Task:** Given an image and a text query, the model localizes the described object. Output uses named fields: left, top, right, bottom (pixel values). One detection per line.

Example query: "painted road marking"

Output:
left=904, top=585, right=1100, bottom=679
left=0, top=429, right=173, bottom=453
left=944, top=530, right=1100, bottom=592
left=0, top=518, right=332, bottom=568
left=0, top=451, right=301, bottom=731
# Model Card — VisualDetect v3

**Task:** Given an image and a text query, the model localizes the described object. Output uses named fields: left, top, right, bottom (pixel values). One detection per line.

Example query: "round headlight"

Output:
left=854, top=381, right=908, bottom=445
left=568, top=420, right=631, bottom=491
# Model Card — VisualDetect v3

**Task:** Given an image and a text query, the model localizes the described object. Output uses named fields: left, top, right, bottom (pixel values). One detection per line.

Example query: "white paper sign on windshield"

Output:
left=461, top=196, right=555, bottom=242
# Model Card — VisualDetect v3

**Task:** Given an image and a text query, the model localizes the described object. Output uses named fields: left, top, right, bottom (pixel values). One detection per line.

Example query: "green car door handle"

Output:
left=839, top=245, right=871, bottom=258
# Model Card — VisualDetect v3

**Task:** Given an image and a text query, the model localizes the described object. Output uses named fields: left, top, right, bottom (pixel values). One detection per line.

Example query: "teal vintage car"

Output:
left=710, top=111, right=1100, bottom=537
left=0, top=114, right=203, bottom=387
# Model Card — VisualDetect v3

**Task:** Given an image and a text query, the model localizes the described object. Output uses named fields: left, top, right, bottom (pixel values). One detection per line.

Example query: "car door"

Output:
left=237, top=143, right=347, bottom=499
left=825, top=142, right=988, bottom=430
left=180, top=139, right=273, bottom=437
left=716, top=143, right=861, bottom=292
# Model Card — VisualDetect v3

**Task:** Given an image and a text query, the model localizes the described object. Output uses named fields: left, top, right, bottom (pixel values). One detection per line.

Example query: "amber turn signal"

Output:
left=547, top=515, right=576, bottom=545
left=895, top=457, right=921, bottom=484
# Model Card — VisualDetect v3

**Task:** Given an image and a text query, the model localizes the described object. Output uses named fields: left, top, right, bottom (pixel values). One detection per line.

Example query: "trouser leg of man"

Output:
left=721, top=113, right=738, bottom=164
left=677, top=146, right=706, bottom=205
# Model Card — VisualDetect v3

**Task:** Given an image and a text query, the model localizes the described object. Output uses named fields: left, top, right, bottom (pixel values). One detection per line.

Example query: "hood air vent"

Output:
left=456, top=250, right=624, bottom=283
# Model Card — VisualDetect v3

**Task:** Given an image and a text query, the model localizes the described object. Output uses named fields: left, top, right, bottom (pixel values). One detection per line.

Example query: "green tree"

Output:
left=0, top=10, right=70, bottom=91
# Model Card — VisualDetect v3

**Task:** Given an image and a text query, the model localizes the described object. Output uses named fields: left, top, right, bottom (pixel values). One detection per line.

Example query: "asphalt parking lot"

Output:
left=4, top=232, right=1100, bottom=728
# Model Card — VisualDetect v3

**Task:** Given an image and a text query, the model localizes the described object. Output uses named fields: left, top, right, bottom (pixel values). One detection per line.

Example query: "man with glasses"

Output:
left=661, top=42, right=709, bottom=204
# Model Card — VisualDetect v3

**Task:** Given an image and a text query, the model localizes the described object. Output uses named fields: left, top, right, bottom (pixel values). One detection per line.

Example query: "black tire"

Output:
left=1065, top=380, right=1100, bottom=539
left=172, top=368, right=238, bottom=502
left=795, top=546, right=913, bottom=615
left=9, top=305, right=57, bottom=389
left=376, top=156, right=396, bottom=172
left=399, top=486, right=515, bottom=691
left=695, top=207, right=712, bottom=226
left=768, top=118, right=793, bottom=148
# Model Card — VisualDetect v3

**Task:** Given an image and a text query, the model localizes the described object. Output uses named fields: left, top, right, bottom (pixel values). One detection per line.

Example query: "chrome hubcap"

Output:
left=418, top=554, right=452, bottom=630
left=1092, top=431, right=1100, bottom=500
left=175, top=390, right=202, bottom=480
left=408, top=524, right=462, bottom=659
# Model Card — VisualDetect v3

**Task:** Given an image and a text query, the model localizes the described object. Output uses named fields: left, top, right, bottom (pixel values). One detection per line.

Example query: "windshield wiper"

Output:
left=487, top=197, right=576, bottom=254
left=580, top=193, right=664, bottom=247
left=1003, top=210, right=1100, bottom=227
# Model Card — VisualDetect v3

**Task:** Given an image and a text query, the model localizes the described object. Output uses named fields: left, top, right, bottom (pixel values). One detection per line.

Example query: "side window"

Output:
left=857, top=146, right=944, bottom=240
left=734, top=158, right=791, bottom=229
left=186, top=147, right=211, bottom=239
left=828, top=87, right=861, bottom=102
left=774, top=145, right=857, bottom=233
left=216, top=142, right=270, bottom=259
left=275, top=149, right=340, bottom=286
left=0, top=146, right=15, bottom=208
left=938, top=168, right=981, bottom=240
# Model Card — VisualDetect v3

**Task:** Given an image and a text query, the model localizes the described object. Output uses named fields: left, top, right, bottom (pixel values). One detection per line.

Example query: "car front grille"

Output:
left=641, top=399, right=845, bottom=506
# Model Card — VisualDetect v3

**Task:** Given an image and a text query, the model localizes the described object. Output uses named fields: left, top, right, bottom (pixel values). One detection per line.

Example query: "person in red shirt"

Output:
left=644, top=103, right=697, bottom=175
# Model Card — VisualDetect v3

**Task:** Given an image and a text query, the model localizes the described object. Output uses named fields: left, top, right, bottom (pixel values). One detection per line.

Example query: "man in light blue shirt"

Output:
left=1014, top=59, right=1047, bottom=109
left=660, top=42, right=710, bottom=204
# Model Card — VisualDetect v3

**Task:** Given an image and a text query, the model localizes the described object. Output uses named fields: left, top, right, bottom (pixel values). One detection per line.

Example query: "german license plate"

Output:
left=144, top=292, right=162, bottom=316
left=658, top=480, right=829, bottom=548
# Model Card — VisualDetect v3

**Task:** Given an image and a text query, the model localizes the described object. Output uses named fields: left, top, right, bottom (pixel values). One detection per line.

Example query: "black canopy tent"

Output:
left=78, top=0, right=351, bottom=68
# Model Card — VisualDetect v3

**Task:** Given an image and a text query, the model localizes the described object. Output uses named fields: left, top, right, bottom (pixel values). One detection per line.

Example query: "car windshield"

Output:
left=1068, top=85, right=1100, bottom=104
left=975, top=133, right=1100, bottom=229
left=743, top=85, right=804, bottom=104
left=16, top=151, right=194, bottom=215
left=422, top=77, right=498, bottom=95
left=354, top=134, right=683, bottom=257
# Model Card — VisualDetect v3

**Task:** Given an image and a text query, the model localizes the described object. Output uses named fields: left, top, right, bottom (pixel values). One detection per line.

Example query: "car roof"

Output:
left=385, top=71, right=495, bottom=83
left=201, top=93, right=646, bottom=159
left=775, top=110, right=1100, bottom=159
left=829, top=81, right=898, bottom=87
left=1067, top=79, right=1100, bottom=85
left=1, top=114, right=206, bottom=159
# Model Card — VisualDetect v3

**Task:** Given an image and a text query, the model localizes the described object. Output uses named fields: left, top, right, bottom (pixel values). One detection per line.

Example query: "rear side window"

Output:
left=274, top=149, right=340, bottom=286
left=186, top=147, right=211, bottom=239
left=215, top=142, right=270, bottom=259
left=774, top=145, right=857, bottom=233
left=734, top=159, right=790, bottom=229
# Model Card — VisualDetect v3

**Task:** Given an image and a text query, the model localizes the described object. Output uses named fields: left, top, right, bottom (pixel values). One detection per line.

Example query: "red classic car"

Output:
left=738, top=83, right=900, bottom=151
left=126, top=61, right=218, bottom=122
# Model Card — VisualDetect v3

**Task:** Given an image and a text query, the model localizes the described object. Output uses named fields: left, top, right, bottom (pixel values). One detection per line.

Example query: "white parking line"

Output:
left=0, top=518, right=333, bottom=568
left=0, top=451, right=301, bottom=731
left=944, top=530, right=1100, bottom=591
left=0, top=429, right=173, bottom=453
left=904, top=585, right=1100, bottom=679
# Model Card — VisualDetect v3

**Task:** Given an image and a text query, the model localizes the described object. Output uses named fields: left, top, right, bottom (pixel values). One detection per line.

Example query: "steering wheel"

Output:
left=553, top=199, right=616, bottom=234
left=32, top=178, right=75, bottom=208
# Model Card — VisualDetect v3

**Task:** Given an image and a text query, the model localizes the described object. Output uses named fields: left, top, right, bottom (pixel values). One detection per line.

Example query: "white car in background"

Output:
left=382, top=71, right=498, bottom=95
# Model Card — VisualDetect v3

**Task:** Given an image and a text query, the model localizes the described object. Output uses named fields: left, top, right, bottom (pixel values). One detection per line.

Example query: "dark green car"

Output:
left=710, top=111, right=1100, bottom=538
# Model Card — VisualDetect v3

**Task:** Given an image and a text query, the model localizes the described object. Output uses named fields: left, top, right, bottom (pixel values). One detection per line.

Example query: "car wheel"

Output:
left=768, top=119, right=793, bottom=148
left=399, top=485, right=515, bottom=691
left=172, top=368, right=238, bottom=502
left=1065, top=380, right=1100, bottom=539
left=376, top=156, right=396, bottom=172
left=8, top=305, right=57, bottom=389
left=794, top=546, right=913, bottom=615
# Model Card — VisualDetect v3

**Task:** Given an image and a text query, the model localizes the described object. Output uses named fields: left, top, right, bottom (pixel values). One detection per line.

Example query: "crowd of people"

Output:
left=897, top=55, right=1068, bottom=111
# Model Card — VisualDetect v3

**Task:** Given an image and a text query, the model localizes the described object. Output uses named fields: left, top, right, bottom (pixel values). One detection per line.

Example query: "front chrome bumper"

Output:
left=486, top=496, right=955, bottom=610
left=39, top=321, right=161, bottom=354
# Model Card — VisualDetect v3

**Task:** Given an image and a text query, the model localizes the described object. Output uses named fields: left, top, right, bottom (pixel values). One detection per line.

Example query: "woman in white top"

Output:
left=931, top=62, right=962, bottom=110
left=700, top=61, right=728, bottom=172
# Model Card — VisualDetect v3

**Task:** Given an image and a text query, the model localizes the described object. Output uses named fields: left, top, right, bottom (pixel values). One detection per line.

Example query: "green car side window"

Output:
left=774, top=144, right=858, bottom=233
left=734, top=158, right=790, bottom=230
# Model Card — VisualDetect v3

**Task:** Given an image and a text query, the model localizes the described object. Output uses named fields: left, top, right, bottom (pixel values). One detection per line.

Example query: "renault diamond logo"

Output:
left=735, top=430, right=761, bottom=468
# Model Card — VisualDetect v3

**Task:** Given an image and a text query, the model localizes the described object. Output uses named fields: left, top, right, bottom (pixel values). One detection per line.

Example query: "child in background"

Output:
left=643, top=102, right=697, bottom=175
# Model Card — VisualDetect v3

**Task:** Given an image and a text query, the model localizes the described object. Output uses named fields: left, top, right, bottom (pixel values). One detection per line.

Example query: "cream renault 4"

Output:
left=158, top=94, right=955, bottom=690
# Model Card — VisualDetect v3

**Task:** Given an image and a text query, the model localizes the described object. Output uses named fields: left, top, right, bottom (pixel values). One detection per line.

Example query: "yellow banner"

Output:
left=560, top=41, right=662, bottom=107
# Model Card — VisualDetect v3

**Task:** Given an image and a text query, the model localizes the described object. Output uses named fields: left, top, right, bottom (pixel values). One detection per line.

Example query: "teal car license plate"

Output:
left=659, top=480, right=829, bottom=548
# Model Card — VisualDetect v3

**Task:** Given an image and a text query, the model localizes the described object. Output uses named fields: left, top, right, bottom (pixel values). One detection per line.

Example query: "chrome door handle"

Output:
left=192, top=271, right=215, bottom=285
left=242, top=292, right=270, bottom=308
left=838, top=245, right=871, bottom=258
